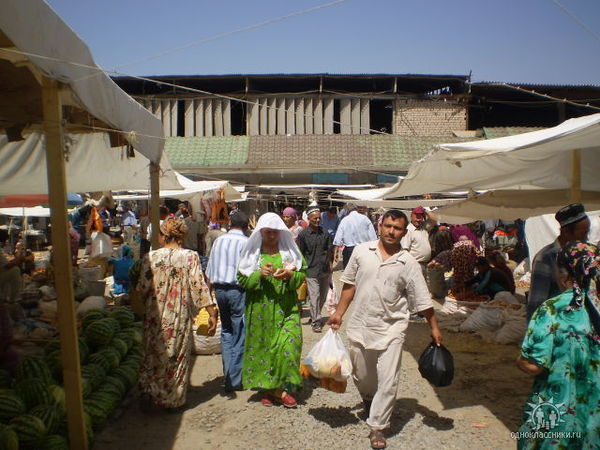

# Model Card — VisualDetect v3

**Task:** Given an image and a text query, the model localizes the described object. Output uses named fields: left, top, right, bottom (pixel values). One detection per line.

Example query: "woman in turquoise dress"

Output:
left=516, top=241, right=600, bottom=449
left=238, top=212, right=306, bottom=408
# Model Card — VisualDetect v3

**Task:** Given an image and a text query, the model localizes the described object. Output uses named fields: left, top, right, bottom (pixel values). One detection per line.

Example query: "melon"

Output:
left=81, top=309, right=107, bottom=330
left=111, top=338, right=128, bottom=358
left=114, top=330, right=133, bottom=350
left=0, top=392, right=26, bottom=421
left=81, top=364, right=106, bottom=391
left=78, top=338, right=90, bottom=364
left=29, top=404, right=63, bottom=435
left=43, top=341, right=61, bottom=356
left=47, top=385, right=66, bottom=410
left=109, top=307, right=135, bottom=328
left=41, top=434, right=68, bottom=450
left=98, top=348, right=121, bottom=369
left=0, top=423, right=18, bottom=450
left=9, top=414, right=46, bottom=448
left=87, top=353, right=111, bottom=373
left=84, top=318, right=117, bottom=349
left=103, top=376, right=127, bottom=397
left=15, top=378, right=51, bottom=409
left=15, top=357, right=52, bottom=384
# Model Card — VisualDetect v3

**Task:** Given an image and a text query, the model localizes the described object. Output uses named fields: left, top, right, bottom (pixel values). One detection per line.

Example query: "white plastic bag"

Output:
left=302, top=329, right=352, bottom=382
left=193, top=322, right=222, bottom=355
left=90, top=232, right=112, bottom=258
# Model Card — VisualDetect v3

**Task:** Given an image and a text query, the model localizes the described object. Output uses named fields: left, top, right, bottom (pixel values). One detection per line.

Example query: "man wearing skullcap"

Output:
left=527, top=203, right=590, bottom=320
left=297, top=206, right=334, bottom=332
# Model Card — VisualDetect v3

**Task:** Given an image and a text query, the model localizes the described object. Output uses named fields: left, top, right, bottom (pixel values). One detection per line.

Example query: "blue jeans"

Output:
left=214, top=285, right=246, bottom=390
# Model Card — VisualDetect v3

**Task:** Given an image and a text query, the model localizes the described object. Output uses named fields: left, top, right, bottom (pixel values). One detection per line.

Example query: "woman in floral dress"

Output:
left=238, top=213, right=306, bottom=408
left=139, top=217, right=217, bottom=409
left=516, top=241, right=600, bottom=449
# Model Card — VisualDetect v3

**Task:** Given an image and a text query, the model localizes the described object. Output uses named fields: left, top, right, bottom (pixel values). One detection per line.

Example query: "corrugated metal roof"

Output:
left=165, top=134, right=478, bottom=171
left=482, top=127, right=546, bottom=139
left=164, top=136, right=249, bottom=167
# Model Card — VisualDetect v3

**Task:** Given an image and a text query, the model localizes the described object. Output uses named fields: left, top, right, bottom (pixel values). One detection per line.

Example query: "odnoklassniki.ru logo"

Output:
left=511, top=395, right=581, bottom=440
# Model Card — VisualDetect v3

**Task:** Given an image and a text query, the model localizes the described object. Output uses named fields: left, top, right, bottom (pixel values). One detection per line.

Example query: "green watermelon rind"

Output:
left=9, top=414, right=47, bottom=448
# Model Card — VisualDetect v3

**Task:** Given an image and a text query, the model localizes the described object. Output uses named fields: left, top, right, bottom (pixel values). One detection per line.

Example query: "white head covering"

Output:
left=238, top=212, right=303, bottom=276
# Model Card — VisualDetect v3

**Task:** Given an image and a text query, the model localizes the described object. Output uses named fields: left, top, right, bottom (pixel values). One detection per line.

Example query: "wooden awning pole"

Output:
left=150, top=162, right=160, bottom=249
left=570, top=149, right=582, bottom=203
left=41, top=78, right=87, bottom=450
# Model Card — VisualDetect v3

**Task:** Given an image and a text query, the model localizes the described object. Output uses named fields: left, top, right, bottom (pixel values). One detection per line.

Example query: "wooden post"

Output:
left=41, top=78, right=87, bottom=450
left=150, top=162, right=160, bottom=249
left=570, top=149, right=582, bottom=203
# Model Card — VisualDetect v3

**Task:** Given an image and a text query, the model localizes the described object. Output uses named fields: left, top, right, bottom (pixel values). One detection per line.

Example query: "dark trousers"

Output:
left=214, top=285, right=246, bottom=390
left=342, top=246, right=355, bottom=269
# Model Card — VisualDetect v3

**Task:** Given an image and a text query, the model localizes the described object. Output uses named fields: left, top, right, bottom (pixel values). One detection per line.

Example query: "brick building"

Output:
left=113, top=74, right=600, bottom=185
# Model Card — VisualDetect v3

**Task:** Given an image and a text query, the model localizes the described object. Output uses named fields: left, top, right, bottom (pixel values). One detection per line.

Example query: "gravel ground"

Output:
left=95, top=272, right=531, bottom=450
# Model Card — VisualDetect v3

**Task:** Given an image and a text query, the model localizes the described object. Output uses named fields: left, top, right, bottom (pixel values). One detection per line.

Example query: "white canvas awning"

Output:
left=0, top=132, right=180, bottom=194
left=384, top=113, right=600, bottom=198
left=0, top=206, right=51, bottom=217
left=0, top=0, right=164, bottom=163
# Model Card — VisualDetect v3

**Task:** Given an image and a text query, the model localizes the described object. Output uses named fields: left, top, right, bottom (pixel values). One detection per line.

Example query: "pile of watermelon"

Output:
left=0, top=306, right=143, bottom=449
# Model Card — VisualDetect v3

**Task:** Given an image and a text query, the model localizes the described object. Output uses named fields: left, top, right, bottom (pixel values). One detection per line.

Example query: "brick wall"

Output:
left=394, top=99, right=467, bottom=136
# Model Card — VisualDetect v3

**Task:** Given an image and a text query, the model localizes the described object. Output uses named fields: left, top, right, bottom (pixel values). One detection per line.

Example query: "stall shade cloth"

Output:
left=0, top=132, right=181, bottom=194
left=436, top=189, right=600, bottom=224
left=384, top=113, right=600, bottom=198
left=0, top=0, right=164, bottom=163
left=0, top=193, right=82, bottom=208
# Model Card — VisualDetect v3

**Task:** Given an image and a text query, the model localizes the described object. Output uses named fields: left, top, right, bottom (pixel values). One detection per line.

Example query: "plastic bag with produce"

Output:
left=300, top=329, right=352, bottom=392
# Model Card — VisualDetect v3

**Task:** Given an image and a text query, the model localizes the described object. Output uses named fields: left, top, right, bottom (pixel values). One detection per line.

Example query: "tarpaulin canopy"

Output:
left=0, top=206, right=51, bottom=217
left=436, top=189, right=600, bottom=224
left=383, top=113, right=600, bottom=198
left=0, top=0, right=164, bottom=163
left=0, top=193, right=82, bottom=207
left=0, top=132, right=181, bottom=195
left=113, top=172, right=243, bottom=202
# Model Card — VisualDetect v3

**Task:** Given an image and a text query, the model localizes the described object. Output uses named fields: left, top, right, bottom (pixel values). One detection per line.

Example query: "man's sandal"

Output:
left=368, top=430, right=386, bottom=449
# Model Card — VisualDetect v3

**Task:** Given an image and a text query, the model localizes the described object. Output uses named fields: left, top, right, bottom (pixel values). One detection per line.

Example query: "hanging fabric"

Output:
left=210, top=189, right=229, bottom=225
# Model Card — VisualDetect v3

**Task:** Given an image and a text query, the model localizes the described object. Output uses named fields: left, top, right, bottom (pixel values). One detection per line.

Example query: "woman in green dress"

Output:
left=238, top=212, right=306, bottom=408
left=516, top=241, right=600, bottom=449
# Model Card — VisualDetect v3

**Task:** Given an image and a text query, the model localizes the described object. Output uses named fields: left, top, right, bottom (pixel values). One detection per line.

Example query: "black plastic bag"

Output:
left=418, top=343, right=454, bottom=387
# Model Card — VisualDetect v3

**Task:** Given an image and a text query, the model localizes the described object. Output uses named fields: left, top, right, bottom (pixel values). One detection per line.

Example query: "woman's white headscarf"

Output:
left=238, top=212, right=303, bottom=276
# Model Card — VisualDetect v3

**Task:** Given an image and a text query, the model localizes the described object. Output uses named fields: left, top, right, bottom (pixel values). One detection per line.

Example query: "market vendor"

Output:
left=108, top=245, right=135, bottom=295
left=465, top=256, right=512, bottom=298
left=0, top=230, right=23, bottom=302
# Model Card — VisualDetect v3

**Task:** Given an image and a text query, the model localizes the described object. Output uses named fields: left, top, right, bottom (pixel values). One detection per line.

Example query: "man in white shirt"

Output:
left=401, top=206, right=431, bottom=272
left=205, top=212, right=249, bottom=392
left=329, top=209, right=442, bottom=450
left=333, top=203, right=377, bottom=269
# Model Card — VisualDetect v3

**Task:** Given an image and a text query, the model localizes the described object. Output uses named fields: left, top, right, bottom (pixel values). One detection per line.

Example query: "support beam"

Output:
left=41, top=77, right=87, bottom=450
left=150, top=162, right=161, bottom=249
left=570, top=149, right=582, bottom=203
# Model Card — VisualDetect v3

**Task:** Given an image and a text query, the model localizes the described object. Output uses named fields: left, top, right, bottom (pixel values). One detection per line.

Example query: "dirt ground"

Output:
left=95, top=273, right=532, bottom=450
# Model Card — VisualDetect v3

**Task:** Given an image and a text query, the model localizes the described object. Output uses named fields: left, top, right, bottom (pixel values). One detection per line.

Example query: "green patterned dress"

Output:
left=518, top=290, right=600, bottom=449
left=238, top=252, right=306, bottom=392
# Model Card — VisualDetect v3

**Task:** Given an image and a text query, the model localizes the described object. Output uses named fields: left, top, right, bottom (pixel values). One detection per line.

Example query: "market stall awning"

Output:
left=113, top=172, right=243, bottom=202
left=0, top=132, right=181, bottom=195
left=0, top=206, right=51, bottom=217
left=383, top=113, right=600, bottom=198
left=0, top=0, right=164, bottom=163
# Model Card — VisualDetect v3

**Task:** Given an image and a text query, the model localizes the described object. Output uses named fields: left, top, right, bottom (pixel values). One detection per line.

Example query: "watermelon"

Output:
left=81, top=309, right=107, bottom=330
left=41, top=434, right=68, bottom=450
left=111, top=366, right=137, bottom=390
left=47, top=385, right=66, bottom=410
left=15, top=378, right=51, bottom=409
left=88, top=391, right=119, bottom=413
left=9, top=414, right=46, bottom=448
left=78, top=338, right=90, bottom=364
left=29, top=404, right=63, bottom=435
left=111, top=338, right=129, bottom=358
left=0, top=392, right=26, bottom=421
left=15, top=357, right=52, bottom=384
left=81, top=364, right=106, bottom=391
left=103, top=376, right=127, bottom=397
left=0, top=370, right=12, bottom=389
left=43, top=341, right=61, bottom=356
left=87, top=353, right=111, bottom=373
left=0, top=423, right=18, bottom=450
left=85, top=319, right=117, bottom=349
left=83, top=399, right=109, bottom=430
left=44, top=353, right=63, bottom=383
left=130, top=328, right=143, bottom=345
left=98, top=348, right=121, bottom=369
left=109, top=307, right=135, bottom=328
left=95, top=383, right=122, bottom=400
left=131, top=321, right=143, bottom=330
left=56, top=412, right=93, bottom=447
left=80, top=377, right=92, bottom=398
left=114, top=330, right=133, bottom=350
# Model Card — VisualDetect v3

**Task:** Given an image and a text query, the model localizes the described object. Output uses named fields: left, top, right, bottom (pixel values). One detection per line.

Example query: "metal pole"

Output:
left=41, top=77, right=87, bottom=450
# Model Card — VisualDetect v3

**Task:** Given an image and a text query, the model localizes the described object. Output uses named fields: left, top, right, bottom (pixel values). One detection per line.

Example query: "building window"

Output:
left=370, top=99, right=393, bottom=134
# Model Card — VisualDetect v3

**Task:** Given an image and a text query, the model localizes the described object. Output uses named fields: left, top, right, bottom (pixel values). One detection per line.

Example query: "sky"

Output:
left=46, top=0, right=600, bottom=85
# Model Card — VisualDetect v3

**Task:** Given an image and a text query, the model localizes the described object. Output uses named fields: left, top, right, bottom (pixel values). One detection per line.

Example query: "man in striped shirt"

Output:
left=206, top=212, right=249, bottom=392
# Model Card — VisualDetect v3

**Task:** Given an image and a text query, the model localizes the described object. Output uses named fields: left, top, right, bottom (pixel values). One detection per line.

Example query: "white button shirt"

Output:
left=340, top=241, right=433, bottom=350
left=400, top=222, right=431, bottom=263
left=333, top=211, right=377, bottom=247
